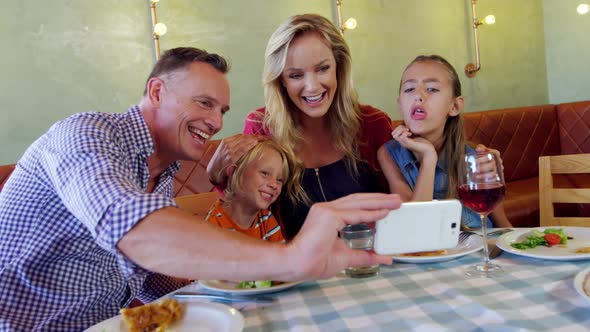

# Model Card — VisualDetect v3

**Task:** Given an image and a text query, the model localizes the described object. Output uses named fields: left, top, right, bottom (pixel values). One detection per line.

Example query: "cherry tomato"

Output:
left=544, top=233, right=562, bottom=246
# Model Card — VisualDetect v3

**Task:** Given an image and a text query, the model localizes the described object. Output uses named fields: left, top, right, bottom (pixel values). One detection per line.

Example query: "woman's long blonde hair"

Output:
left=400, top=55, right=466, bottom=199
left=256, top=13, right=363, bottom=176
left=224, top=140, right=306, bottom=206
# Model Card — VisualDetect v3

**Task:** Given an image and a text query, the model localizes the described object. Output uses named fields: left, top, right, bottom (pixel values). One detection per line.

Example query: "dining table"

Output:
left=172, top=229, right=590, bottom=332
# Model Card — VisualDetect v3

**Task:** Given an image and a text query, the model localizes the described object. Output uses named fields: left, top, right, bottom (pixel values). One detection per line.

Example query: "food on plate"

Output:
left=399, top=249, right=447, bottom=257
left=511, top=228, right=570, bottom=249
left=585, top=271, right=590, bottom=297
left=575, top=247, right=590, bottom=254
left=120, top=298, right=183, bottom=332
left=236, top=280, right=284, bottom=289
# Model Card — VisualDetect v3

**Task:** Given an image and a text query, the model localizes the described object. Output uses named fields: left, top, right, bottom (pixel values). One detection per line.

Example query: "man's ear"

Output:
left=449, top=96, right=464, bottom=117
left=146, top=77, right=165, bottom=108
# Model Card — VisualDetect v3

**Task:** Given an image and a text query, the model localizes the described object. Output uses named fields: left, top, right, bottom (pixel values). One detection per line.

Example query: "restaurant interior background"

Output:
left=0, top=0, right=588, bottom=165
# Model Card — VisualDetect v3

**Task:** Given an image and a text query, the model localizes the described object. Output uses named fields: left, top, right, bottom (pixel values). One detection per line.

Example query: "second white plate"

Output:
left=496, top=227, right=590, bottom=261
left=392, top=235, right=484, bottom=263
left=85, top=300, right=244, bottom=332
left=574, top=266, right=590, bottom=302
left=198, top=280, right=303, bottom=295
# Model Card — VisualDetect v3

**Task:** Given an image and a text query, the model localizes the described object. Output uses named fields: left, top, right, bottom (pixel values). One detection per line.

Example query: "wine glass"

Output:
left=457, top=151, right=506, bottom=277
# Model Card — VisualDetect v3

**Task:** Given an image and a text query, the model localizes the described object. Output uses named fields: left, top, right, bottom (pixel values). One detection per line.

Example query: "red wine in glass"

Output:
left=458, top=151, right=506, bottom=277
left=458, top=183, right=505, bottom=214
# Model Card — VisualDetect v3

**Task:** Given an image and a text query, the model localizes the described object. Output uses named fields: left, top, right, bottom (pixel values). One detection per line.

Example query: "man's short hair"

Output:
left=143, top=47, right=230, bottom=95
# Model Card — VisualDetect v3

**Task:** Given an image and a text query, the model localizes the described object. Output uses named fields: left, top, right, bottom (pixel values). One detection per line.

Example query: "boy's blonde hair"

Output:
left=225, top=139, right=306, bottom=206
left=400, top=55, right=466, bottom=199
left=252, top=13, right=363, bottom=176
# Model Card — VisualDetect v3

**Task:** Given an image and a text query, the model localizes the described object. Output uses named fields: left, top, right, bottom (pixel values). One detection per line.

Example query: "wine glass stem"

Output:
left=480, top=213, right=490, bottom=265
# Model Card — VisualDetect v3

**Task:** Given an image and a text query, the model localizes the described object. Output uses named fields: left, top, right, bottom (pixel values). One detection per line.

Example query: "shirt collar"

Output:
left=124, top=105, right=180, bottom=175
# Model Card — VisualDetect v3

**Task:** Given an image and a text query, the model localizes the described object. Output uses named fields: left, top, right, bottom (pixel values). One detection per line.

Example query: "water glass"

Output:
left=339, top=224, right=379, bottom=278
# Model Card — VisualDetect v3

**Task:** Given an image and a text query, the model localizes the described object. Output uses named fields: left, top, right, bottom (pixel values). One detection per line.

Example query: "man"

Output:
left=0, top=47, right=400, bottom=330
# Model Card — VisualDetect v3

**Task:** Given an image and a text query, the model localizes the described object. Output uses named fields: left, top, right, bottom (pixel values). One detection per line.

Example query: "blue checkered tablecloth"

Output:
left=230, top=252, right=590, bottom=331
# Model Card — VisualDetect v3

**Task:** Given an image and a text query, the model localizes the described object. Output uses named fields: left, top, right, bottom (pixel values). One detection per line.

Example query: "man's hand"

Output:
left=286, top=193, right=402, bottom=280
left=206, top=134, right=263, bottom=186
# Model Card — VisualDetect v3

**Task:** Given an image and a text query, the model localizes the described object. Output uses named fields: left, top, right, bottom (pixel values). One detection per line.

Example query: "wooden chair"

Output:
left=174, top=191, right=220, bottom=219
left=539, top=154, right=590, bottom=227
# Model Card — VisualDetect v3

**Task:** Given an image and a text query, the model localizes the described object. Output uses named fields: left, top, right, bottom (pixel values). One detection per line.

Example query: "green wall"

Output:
left=543, top=0, right=590, bottom=104
left=0, top=0, right=581, bottom=164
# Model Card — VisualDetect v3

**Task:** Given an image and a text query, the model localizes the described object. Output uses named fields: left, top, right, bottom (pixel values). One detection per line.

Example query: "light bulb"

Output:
left=151, top=0, right=160, bottom=3
left=484, top=14, right=496, bottom=25
left=577, top=3, right=589, bottom=15
left=153, top=22, right=167, bottom=36
left=344, top=18, right=357, bottom=30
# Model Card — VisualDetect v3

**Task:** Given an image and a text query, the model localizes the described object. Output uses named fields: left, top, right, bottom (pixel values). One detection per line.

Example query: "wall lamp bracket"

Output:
left=465, top=0, right=495, bottom=78
left=149, top=0, right=166, bottom=60
left=335, top=0, right=357, bottom=35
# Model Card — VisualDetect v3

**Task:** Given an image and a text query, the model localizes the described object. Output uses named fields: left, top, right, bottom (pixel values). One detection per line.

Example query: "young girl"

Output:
left=377, top=55, right=511, bottom=229
left=205, top=139, right=302, bottom=242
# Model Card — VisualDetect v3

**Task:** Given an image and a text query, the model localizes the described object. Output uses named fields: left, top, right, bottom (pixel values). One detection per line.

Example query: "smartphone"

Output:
left=373, top=199, right=461, bottom=255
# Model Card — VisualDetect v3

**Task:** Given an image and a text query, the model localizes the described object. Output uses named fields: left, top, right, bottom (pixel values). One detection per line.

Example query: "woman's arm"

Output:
left=206, top=134, right=261, bottom=188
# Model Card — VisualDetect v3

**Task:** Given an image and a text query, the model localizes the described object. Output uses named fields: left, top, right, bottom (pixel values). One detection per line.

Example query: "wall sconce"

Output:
left=578, top=3, right=589, bottom=15
left=465, top=0, right=495, bottom=78
left=149, top=0, right=167, bottom=60
left=335, top=0, right=357, bottom=35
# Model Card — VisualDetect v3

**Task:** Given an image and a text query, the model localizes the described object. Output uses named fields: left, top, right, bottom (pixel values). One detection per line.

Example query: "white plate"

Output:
left=85, top=301, right=244, bottom=332
left=496, top=227, right=590, bottom=261
left=574, top=267, right=590, bottom=301
left=392, top=235, right=484, bottom=263
left=199, top=280, right=303, bottom=295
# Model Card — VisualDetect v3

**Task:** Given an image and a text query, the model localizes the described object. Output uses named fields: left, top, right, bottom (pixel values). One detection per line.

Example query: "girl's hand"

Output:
left=474, top=144, right=505, bottom=181
left=391, top=125, right=436, bottom=163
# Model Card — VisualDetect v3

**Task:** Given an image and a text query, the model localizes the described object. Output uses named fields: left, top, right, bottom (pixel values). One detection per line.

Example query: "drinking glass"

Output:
left=339, top=224, right=379, bottom=278
left=457, top=151, right=506, bottom=277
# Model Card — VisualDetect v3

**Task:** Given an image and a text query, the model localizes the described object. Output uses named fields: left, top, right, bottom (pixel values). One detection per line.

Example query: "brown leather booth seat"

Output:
left=0, top=164, right=15, bottom=192
left=173, top=140, right=221, bottom=197
left=463, top=100, right=590, bottom=227
left=2, top=101, right=589, bottom=228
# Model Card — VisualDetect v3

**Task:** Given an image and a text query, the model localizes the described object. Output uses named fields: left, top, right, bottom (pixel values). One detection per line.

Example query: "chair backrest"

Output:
left=174, top=191, right=220, bottom=219
left=539, top=154, right=590, bottom=227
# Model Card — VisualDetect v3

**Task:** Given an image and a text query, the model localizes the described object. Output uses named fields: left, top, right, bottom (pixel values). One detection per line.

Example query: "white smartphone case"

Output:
left=373, top=200, right=462, bottom=255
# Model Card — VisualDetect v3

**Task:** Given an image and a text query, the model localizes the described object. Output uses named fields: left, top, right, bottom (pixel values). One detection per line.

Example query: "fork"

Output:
left=458, top=231, right=474, bottom=244
left=459, top=229, right=513, bottom=244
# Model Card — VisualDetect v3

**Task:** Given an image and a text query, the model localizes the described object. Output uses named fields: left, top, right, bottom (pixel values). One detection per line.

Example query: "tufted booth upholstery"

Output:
left=173, top=140, right=221, bottom=197
left=2, top=101, right=589, bottom=228
left=463, top=100, right=590, bottom=227
left=0, top=164, right=15, bottom=192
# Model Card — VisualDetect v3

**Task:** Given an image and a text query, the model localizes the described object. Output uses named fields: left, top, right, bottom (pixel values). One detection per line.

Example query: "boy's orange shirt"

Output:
left=205, top=199, right=285, bottom=242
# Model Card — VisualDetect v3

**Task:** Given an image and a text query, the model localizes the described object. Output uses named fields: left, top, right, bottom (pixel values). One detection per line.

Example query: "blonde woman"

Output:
left=208, top=14, right=393, bottom=239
